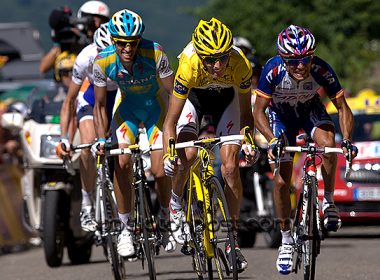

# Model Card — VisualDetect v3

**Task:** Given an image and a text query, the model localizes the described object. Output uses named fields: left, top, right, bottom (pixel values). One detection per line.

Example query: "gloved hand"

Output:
left=91, top=138, right=106, bottom=156
left=268, top=137, right=282, bottom=161
left=241, top=143, right=260, bottom=166
left=56, top=138, right=70, bottom=159
left=163, top=153, right=179, bottom=177
left=341, top=139, right=358, bottom=160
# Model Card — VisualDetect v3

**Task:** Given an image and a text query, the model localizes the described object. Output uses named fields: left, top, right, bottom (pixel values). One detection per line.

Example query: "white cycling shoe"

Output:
left=169, top=206, right=190, bottom=245
left=276, top=244, right=294, bottom=275
left=80, top=206, right=97, bottom=232
left=117, top=227, right=135, bottom=257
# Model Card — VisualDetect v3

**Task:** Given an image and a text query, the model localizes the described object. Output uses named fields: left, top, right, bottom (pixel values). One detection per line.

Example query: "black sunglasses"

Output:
left=282, top=55, right=313, bottom=66
left=202, top=53, right=230, bottom=65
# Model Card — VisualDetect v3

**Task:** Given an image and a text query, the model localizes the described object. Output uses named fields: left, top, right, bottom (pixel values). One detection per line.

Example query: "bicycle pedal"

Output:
left=180, top=245, right=193, bottom=256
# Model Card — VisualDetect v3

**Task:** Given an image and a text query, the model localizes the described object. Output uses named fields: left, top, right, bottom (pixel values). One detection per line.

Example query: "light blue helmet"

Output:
left=108, top=9, right=145, bottom=38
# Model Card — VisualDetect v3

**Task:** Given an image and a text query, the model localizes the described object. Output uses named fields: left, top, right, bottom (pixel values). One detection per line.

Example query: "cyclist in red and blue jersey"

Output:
left=253, top=25, right=358, bottom=275
left=93, top=9, right=176, bottom=257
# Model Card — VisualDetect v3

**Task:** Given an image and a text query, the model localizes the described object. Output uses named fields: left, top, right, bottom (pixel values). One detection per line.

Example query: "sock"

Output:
left=281, top=230, right=293, bottom=245
left=170, top=190, right=182, bottom=210
left=81, top=189, right=93, bottom=208
left=324, top=191, right=334, bottom=204
left=118, top=212, right=131, bottom=230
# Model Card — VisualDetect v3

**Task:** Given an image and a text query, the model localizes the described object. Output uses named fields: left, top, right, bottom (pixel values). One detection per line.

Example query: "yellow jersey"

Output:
left=173, top=42, right=252, bottom=100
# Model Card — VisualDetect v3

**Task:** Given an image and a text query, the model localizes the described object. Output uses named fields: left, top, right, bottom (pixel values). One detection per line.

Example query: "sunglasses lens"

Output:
left=114, top=39, right=140, bottom=48
left=283, top=56, right=312, bottom=66
left=203, top=54, right=229, bottom=65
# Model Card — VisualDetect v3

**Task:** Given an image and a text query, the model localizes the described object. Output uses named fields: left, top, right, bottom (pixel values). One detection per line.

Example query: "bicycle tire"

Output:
left=303, top=176, right=319, bottom=280
left=187, top=181, right=207, bottom=279
left=208, top=176, right=238, bottom=280
left=137, top=181, right=157, bottom=280
left=103, top=185, right=126, bottom=280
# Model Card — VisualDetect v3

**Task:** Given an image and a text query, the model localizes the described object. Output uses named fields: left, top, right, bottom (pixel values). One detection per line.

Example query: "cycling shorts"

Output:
left=176, top=87, right=241, bottom=145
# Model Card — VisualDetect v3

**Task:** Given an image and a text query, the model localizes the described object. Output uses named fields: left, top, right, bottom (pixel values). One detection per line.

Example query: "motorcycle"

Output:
left=1, top=85, right=92, bottom=267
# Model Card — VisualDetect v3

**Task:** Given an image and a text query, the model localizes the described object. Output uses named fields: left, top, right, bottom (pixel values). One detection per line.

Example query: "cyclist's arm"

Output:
left=163, top=94, right=186, bottom=154
left=253, top=94, right=275, bottom=142
left=239, top=89, right=254, bottom=130
left=39, top=46, right=60, bottom=73
left=160, top=74, right=174, bottom=96
left=330, top=95, right=354, bottom=141
left=60, top=81, right=81, bottom=140
left=94, top=84, right=108, bottom=139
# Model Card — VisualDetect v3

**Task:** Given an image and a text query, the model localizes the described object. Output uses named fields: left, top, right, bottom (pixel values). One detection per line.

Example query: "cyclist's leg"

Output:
left=77, top=93, right=97, bottom=232
left=306, top=104, right=341, bottom=231
left=111, top=114, right=138, bottom=257
left=147, top=123, right=176, bottom=252
left=268, top=110, right=295, bottom=274
left=169, top=99, right=198, bottom=244
left=216, top=89, right=248, bottom=271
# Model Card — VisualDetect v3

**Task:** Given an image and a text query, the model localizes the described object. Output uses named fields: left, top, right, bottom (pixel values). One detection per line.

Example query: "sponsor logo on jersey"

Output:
left=174, top=79, right=188, bottom=95
left=240, top=78, right=251, bottom=89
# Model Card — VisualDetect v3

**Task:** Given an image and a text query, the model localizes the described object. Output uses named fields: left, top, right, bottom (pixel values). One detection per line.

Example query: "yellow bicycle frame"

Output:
left=186, top=148, right=227, bottom=258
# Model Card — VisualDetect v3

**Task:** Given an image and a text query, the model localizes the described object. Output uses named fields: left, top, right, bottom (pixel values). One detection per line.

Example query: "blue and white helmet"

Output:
left=108, top=9, right=145, bottom=38
left=277, top=25, right=316, bottom=57
left=93, top=23, right=112, bottom=49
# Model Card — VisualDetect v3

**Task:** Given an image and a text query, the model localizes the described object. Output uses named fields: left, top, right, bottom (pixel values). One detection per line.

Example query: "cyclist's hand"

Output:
left=163, top=153, right=179, bottom=177
left=268, top=137, right=282, bottom=161
left=241, top=143, right=260, bottom=166
left=341, top=139, right=358, bottom=160
left=91, top=138, right=106, bottom=156
left=56, top=138, right=70, bottom=159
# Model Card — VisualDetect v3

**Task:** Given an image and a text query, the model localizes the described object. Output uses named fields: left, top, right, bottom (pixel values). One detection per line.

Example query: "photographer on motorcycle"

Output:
left=40, top=1, right=110, bottom=74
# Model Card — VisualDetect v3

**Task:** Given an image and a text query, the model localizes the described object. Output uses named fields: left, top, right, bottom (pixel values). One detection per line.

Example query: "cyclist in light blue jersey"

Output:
left=93, top=9, right=176, bottom=257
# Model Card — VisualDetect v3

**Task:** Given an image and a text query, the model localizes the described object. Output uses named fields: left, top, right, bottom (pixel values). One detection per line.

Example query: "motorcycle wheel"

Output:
left=67, top=233, right=93, bottom=265
left=43, top=190, right=69, bottom=267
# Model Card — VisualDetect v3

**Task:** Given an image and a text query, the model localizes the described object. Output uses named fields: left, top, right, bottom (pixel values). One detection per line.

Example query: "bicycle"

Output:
left=169, top=127, right=256, bottom=280
left=105, top=133, right=163, bottom=280
left=273, top=139, right=352, bottom=280
left=70, top=142, right=126, bottom=280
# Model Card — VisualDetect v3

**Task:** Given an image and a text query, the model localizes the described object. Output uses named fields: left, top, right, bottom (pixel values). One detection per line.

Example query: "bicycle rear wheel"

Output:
left=137, top=182, right=157, bottom=280
left=303, top=177, right=319, bottom=280
left=208, top=176, right=238, bottom=280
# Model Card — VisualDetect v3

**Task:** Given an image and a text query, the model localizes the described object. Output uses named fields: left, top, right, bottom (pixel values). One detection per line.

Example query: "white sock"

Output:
left=81, top=189, right=93, bottom=208
left=118, top=212, right=131, bottom=230
left=170, top=190, right=182, bottom=210
left=281, top=230, right=293, bottom=245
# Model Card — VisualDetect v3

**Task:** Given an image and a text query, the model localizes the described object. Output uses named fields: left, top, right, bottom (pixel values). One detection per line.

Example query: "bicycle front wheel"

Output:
left=137, top=182, right=157, bottom=280
left=208, top=176, right=238, bottom=280
left=303, top=177, right=319, bottom=280
left=103, top=187, right=126, bottom=280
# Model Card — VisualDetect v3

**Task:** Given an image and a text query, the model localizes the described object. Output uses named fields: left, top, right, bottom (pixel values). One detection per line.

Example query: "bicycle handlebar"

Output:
left=274, top=144, right=352, bottom=179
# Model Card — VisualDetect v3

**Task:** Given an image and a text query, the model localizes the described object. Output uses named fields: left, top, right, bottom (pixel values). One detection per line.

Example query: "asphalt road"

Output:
left=1, top=225, right=379, bottom=280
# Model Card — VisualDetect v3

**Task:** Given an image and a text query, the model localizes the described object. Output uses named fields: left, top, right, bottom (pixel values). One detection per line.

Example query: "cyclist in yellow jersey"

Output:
left=162, top=18, right=256, bottom=272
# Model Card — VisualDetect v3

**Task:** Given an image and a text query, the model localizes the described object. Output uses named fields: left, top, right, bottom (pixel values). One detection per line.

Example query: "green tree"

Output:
left=194, top=0, right=380, bottom=94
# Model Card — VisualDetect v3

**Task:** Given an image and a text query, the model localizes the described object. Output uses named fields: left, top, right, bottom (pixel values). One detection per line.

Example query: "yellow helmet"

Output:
left=192, top=18, right=233, bottom=57
left=54, top=51, right=76, bottom=82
